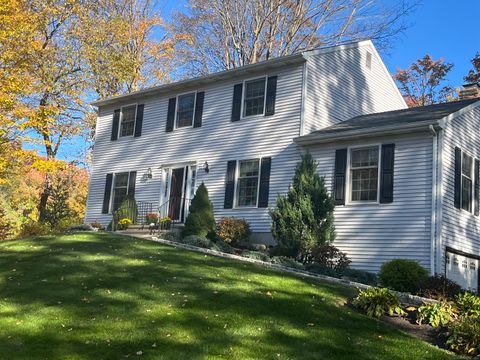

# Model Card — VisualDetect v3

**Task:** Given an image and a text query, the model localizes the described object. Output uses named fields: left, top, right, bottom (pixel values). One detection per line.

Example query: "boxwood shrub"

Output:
left=379, top=259, right=428, bottom=293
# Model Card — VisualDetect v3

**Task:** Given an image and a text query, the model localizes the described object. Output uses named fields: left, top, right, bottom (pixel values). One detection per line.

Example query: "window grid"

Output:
left=236, top=160, right=260, bottom=207
left=112, top=172, right=129, bottom=211
left=120, top=105, right=136, bottom=137
left=243, top=78, right=266, bottom=117
left=350, top=147, right=379, bottom=202
left=176, top=93, right=196, bottom=128
left=461, top=152, right=473, bottom=212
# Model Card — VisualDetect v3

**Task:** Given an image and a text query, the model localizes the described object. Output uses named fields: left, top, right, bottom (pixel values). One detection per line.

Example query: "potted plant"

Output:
left=160, top=216, right=172, bottom=230
left=117, top=218, right=132, bottom=230
left=146, top=213, right=159, bottom=226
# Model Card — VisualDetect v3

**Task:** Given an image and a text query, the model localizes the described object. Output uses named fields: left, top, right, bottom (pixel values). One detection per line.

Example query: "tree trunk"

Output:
left=38, top=174, right=52, bottom=222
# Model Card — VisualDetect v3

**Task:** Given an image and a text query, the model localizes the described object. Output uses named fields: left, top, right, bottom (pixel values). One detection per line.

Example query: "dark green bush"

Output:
left=115, top=194, right=138, bottom=224
left=305, top=264, right=377, bottom=285
left=455, top=292, right=480, bottom=318
left=308, top=244, right=351, bottom=271
left=417, top=301, right=457, bottom=327
left=446, top=316, right=480, bottom=356
left=379, top=259, right=428, bottom=293
left=241, top=250, right=270, bottom=262
left=211, top=240, right=236, bottom=254
left=352, top=287, right=405, bottom=318
left=270, top=256, right=305, bottom=270
left=418, top=275, right=463, bottom=300
left=181, top=235, right=214, bottom=248
left=269, top=153, right=335, bottom=260
left=161, top=231, right=181, bottom=242
left=182, top=183, right=216, bottom=238
left=216, top=217, right=251, bottom=246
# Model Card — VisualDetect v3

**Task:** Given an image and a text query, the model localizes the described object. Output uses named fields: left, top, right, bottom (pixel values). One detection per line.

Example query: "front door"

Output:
left=168, top=168, right=185, bottom=221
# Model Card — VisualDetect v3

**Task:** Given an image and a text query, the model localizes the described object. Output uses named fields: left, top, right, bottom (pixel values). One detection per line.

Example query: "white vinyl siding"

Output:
left=440, top=106, right=480, bottom=274
left=303, top=42, right=406, bottom=135
left=310, top=133, right=433, bottom=273
left=85, top=64, right=304, bottom=232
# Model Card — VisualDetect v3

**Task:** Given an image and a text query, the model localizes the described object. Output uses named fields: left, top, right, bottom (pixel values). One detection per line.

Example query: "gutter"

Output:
left=429, top=124, right=438, bottom=275
left=294, top=120, right=441, bottom=145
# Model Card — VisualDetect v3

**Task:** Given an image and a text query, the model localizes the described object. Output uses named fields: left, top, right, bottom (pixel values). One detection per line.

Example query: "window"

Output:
left=120, top=105, right=137, bottom=137
left=176, top=93, right=196, bottom=128
left=236, top=159, right=260, bottom=206
left=243, top=78, right=266, bottom=117
left=461, top=152, right=473, bottom=212
left=350, top=146, right=379, bottom=202
left=112, top=172, right=129, bottom=211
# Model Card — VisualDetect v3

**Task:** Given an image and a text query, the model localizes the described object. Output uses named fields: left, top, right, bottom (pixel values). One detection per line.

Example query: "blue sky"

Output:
left=382, top=0, right=480, bottom=86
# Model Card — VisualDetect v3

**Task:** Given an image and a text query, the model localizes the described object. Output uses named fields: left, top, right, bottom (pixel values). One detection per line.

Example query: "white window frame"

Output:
left=241, top=76, right=268, bottom=119
left=234, top=158, right=262, bottom=208
left=460, top=150, right=474, bottom=213
left=118, top=103, right=138, bottom=138
left=110, top=172, right=131, bottom=213
left=174, top=91, right=197, bottom=130
left=346, top=144, right=382, bottom=205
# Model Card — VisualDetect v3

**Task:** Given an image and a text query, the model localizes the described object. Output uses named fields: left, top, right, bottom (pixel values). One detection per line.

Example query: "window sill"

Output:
left=344, top=201, right=380, bottom=207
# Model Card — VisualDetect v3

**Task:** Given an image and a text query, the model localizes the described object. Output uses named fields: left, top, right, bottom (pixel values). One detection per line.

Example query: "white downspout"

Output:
left=429, top=125, right=438, bottom=275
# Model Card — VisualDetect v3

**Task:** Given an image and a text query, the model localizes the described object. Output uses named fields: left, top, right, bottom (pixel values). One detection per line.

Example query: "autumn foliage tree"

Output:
left=394, top=54, right=455, bottom=107
left=465, top=53, right=480, bottom=84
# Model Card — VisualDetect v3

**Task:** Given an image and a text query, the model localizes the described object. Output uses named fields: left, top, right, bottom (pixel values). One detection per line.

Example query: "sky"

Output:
left=381, top=0, right=480, bottom=86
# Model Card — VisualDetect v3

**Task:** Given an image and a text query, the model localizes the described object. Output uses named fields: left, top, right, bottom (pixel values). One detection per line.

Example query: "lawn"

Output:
left=0, top=233, right=457, bottom=360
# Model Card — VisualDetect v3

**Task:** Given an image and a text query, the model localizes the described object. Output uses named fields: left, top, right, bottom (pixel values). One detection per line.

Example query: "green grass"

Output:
left=0, top=233, right=457, bottom=360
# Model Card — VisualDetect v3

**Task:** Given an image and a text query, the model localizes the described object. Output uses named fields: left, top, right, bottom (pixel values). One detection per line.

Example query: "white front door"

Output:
left=446, top=251, right=479, bottom=293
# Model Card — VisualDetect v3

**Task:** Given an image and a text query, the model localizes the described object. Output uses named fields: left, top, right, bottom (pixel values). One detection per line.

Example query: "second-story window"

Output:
left=176, top=93, right=196, bottom=128
left=243, top=78, right=266, bottom=117
left=461, top=152, right=473, bottom=212
left=120, top=105, right=137, bottom=137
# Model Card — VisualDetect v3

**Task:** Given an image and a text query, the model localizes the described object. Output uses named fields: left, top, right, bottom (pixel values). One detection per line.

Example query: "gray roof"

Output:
left=296, top=99, right=480, bottom=145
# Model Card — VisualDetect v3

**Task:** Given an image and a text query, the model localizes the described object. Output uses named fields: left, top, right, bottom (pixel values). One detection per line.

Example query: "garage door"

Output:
left=446, top=251, right=478, bottom=293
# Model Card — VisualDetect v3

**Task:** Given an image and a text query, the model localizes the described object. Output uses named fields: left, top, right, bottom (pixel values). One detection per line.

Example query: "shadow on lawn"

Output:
left=0, top=233, right=453, bottom=360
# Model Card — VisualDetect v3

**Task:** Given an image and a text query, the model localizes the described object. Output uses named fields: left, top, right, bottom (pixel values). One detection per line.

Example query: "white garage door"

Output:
left=446, top=251, right=478, bottom=293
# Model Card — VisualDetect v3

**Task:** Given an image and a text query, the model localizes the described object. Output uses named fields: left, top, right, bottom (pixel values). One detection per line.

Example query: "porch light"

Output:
left=146, top=167, right=153, bottom=179
left=203, top=161, right=209, bottom=174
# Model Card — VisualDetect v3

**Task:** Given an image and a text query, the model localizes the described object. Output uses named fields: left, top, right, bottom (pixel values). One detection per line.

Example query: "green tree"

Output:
left=182, top=182, right=215, bottom=238
left=270, top=153, right=335, bottom=260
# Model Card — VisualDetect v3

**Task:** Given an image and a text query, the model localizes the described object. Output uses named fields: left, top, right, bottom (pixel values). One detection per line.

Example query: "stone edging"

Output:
left=136, top=235, right=435, bottom=306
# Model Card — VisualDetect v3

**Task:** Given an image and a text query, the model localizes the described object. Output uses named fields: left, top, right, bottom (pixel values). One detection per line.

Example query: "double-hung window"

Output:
left=350, top=146, right=379, bottom=202
left=243, top=78, right=266, bottom=117
left=236, top=159, right=260, bottom=207
left=112, top=172, right=129, bottom=211
left=120, top=105, right=137, bottom=137
left=176, top=93, right=196, bottom=128
left=461, top=152, right=473, bottom=212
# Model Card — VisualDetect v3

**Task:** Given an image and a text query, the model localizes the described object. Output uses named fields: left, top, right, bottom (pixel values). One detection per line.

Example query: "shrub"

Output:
left=211, top=240, right=236, bottom=254
left=308, top=244, right=351, bottom=271
left=340, top=268, right=378, bottom=286
left=455, top=292, right=480, bottom=318
left=181, top=235, right=214, bottom=249
left=90, top=221, right=104, bottom=230
left=241, top=250, right=270, bottom=262
left=182, top=183, right=215, bottom=238
left=216, top=217, right=251, bottom=245
left=418, top=275, right=463, bottom=300
left=269, top=153, right=335, bottom=260
left=270, top=256, right=305, bottom=270
left=161, top=231, right=181, bottom=242
left=20, top=221, right=51, bottom=237
left=115, top=194, right=138, bottom=224
left=446, top=316, right=480, bottom=356
left=378, top=259, right=428, bottom=293
left=117, top=218, right=132, bottom=230
left=66, top=224, right=95, bottom=232
left=417, top=301, right=457, bottom=327
left=0, top=208, right=13, bottom=240
left=352, top=287, right=405, bottom=318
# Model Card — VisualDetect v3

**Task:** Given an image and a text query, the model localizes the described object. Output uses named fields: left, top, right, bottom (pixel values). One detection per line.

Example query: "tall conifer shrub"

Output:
left=182, top=182, right=216, bottom=238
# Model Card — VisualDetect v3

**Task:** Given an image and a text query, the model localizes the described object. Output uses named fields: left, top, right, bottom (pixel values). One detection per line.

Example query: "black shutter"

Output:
left=134, top=104, right=144, bottom=137
left=475, top=159, right=479, bottom=216
left=224, top=160, right=237, bottom=209
left=111, top=109, right=120, bottom=141
left=102, top=173, right=113, bottom=214
left=380, top=144, right=395, bottom=203
left=193, top=91, right=204, bottom=128
left=231, top=83, right=243, bottom=122
left=166, top=97, right=176, bottom=132
left=128, top=171, right=137, bottom=197
left=454, top=147, right=462, bottom=209
left=265, top=76, right=277, bottom=116
left=258, top=157, right=272, bottom=208
left=334, top=149, right=347, bottom=205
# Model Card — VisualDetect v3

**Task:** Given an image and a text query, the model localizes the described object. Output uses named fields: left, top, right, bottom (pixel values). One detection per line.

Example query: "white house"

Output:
left=85, top=40, right=480, bottom=292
